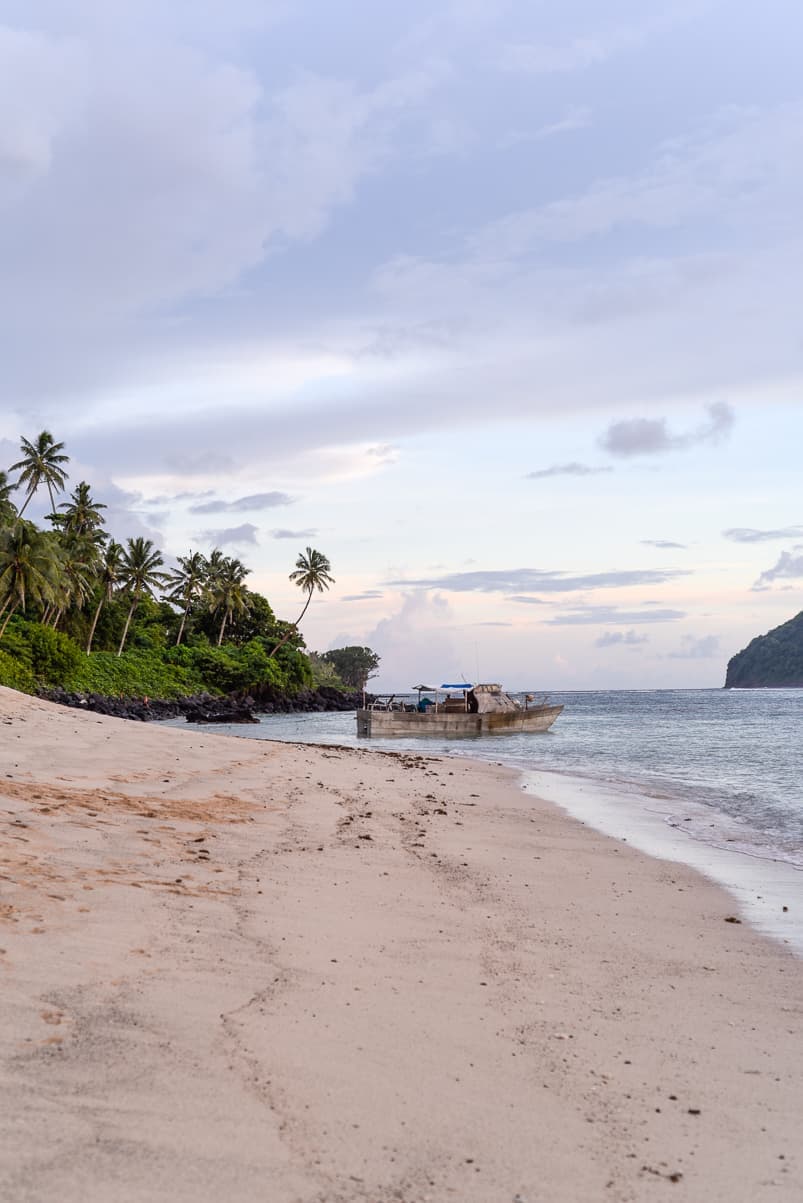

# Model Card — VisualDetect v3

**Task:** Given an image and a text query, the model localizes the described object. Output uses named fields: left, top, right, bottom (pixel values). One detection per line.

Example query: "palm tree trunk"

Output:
left=176, top=603, right=190, bottom=646
left=0, top=602, right=19, bottom=638
left=267, top=590, right=312, bottom=659
left=41, top=604, right=52, bottom=625
left=51, top=607, right=63, bottom=630
left=87, top=596, right=104, bottom=653
left=217, top=611, right=227, bottom=646
left=16, top=492, right=33, bottom=519
left=118, top=599, right=137, bottom=656
left=47, top=482, right=56, bottom=517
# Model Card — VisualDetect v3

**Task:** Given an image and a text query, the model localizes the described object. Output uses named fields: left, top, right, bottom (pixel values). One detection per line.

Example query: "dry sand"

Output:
left=0, top=685, right=801, bottom=1202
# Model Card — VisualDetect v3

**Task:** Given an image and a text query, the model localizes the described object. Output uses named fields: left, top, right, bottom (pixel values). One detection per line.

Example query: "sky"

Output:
left=0, top=0, right=801, bottom=690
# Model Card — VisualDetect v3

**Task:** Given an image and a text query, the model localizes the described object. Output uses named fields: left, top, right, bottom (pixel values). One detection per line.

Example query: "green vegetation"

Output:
left=0, top=429, right=360, bottom=701
left=320, top=646, right=380, bottom=689
left=725, top=610, right=803, bottom=688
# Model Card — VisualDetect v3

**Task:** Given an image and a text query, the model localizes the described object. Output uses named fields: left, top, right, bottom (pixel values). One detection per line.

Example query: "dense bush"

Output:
left=0, top=617, right=316, bottom=700
left=25, top=622, right=83, bottom=684
left=64, top=648, right=204, bottom=699
left=0, top=647, right=36, bottom=693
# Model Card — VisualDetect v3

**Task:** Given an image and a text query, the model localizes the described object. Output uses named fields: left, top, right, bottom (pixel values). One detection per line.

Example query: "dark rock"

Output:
left=38, top=684, right=372, bottom=724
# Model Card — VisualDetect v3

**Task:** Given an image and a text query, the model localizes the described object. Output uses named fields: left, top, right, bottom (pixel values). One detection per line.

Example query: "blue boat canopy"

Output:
left=440, top=683, right=472, bottom=690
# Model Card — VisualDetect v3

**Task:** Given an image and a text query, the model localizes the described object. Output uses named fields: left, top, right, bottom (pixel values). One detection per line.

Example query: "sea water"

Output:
left=168, top=689, right=803, bottom=950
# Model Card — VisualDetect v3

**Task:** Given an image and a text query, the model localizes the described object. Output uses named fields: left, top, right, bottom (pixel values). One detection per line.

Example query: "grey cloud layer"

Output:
left=546, top=606, right=685, bottom=625
left=188, top=492, right=294, bottom=514
left=724, top=526, right=803, bottom=544
left=383, top=567, right=687, bottom=594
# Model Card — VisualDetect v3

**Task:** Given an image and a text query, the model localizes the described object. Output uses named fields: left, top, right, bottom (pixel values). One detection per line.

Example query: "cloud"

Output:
left=472, top=621, right=512, bottom=627
left=189, top=491, right=294, bottom=514
left=269, top=527, right=318, bottom=540
left=385, top=567, right=688, bottom=595
left=362, top=592, right=461, bottom=687
left=755, top=551, right=803, bottom=588
left=595, top=630, right=650, bottom=647
left=546, top=606, right=685, bottom=626
left=342, top=591, right=384, bottom=601
left=724, top=525, right=803, bottom=544
left=641, top=539, right=687, bottom=550
left=668, top=634, right=720, bottom=659
left=499, top=24, right=651, bottom=75
left=600, top=402, right=734, bottom=457
left=526, top=462, right=612, bottom=480
left=196, top=522, right=259, bottom=546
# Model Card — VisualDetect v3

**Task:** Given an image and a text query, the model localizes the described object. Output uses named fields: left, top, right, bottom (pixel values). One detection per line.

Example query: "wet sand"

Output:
left=1, top=686, right=801, bottom=1201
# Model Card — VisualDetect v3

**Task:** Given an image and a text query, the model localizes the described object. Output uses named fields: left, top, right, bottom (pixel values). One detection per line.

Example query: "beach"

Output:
left=1, top=686, right=801, bottom=1202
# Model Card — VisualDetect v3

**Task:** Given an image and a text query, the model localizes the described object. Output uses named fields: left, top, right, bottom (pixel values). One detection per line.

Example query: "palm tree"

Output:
left=10, top=431, right=70, bottom=518
left=0, top=521, right=57, bottom=637
left=207, top=556, right=250, bottom=646
left=164, top=550, right=207, bottom=645
left=46, top=535, right=97, bottom=629
left=53, top=481, right=106, bottom=537
left=0, top=471, right=17, bottom=527
left=268, top=547, right=334, bottom=659
left=116, top=537, right=168, bottom=656
left=86, top=540, right=123, bottom=653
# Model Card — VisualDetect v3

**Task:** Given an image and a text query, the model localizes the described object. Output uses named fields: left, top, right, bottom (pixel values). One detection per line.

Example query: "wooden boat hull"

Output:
left=356, top=703, right=563, bottom=738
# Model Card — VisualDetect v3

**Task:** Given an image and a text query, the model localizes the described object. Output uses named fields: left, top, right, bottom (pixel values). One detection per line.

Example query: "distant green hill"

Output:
left=725, top=610, right=803, bottom=688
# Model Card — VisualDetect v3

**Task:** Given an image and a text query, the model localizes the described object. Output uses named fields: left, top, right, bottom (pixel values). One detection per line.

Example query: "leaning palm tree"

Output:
left=0, top=521, right=58, bottom=637
left=164, top=550, right=208, bottom=645
left=53, top=481, right=107, bottom=537
left=116, top=537, right=168, bottom=656
left=86, top=540, right=123, bottom=653
left=268, top=547, right=334, bottom=658
left=207, top=556, right=250, bottom=646
left=10, top=431, right=70, bottom=518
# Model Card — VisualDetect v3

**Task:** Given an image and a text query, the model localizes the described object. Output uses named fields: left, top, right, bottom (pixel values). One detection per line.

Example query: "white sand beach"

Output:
left=1, top=686, right=801, bottom=1202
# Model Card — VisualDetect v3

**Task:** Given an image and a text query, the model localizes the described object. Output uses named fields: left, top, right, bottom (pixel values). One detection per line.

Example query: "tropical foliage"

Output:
left=320, top=646, right=381, bottom=689
left=0, top=431, right=342, bottom=700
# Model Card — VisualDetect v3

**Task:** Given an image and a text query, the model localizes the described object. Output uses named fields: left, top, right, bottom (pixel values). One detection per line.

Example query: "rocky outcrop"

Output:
left=38, top=685, right=369, bottom=722
left=724, top=610, right=803, bottom=688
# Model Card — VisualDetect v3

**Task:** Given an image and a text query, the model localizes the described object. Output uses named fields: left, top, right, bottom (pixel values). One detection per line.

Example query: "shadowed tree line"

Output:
left=0, top=431, right=365, bottom=700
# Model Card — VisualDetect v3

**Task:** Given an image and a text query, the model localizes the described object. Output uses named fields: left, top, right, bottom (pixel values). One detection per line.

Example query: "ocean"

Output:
left=166, top=688, right=803, bottom=950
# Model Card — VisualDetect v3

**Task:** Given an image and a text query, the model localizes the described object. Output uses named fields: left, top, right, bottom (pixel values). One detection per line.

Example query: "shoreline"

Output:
left=524, top=767, right=803, bottom=956
left=1, top=686, right=802, bottom=1201
left=170, top=708, right=803, bottom=950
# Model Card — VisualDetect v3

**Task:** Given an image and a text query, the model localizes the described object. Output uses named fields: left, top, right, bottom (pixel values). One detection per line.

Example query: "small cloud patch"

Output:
left=526, top=462, right=613, bottom=480
left=724, top=525, right=803, bottom=544
left=189, top=492, right=294, bottom=515
left=641, top=539, right=687, bottom=550
left=270, top=528, right=318, bottom=540
left=600, top=402, right=734, bottom=458
left=196, top=523, right=259, bottom=547
left=754, top=551, right=803, bottom=588
left=595, top=630, right=649, bottom=648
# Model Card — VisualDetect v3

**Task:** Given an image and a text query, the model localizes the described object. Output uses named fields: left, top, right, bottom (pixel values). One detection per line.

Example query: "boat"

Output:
left=356, top=683, right=562, bottom=738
